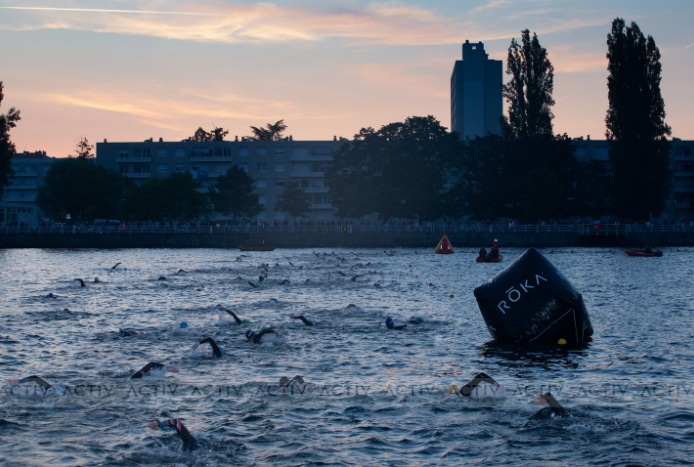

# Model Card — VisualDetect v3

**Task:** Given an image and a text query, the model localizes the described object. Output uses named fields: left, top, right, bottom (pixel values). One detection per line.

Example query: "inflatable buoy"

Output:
left=435, top=234, right=454, bottom=254
left=473, top=248, right=593, bottom=346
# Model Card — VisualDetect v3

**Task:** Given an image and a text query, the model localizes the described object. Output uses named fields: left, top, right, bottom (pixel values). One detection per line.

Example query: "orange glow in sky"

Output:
left=1, top=1, right=692, bottom=157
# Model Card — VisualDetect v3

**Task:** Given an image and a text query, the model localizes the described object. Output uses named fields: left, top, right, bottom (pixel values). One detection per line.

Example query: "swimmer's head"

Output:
left=179, top=321, right=188, bottom=329
left=385, top=317, right=394, bottom=329
left=245, top=329, right=256, bottom=340
left=279, top=376, right=290, bottom=388
left=219, top=346, right=225, bottom=356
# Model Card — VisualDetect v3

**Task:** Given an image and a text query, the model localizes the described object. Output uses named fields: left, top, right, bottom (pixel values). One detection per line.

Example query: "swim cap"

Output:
left=557, top=338, right=567, bottom=345
left=219, top=346, right=225, bottom=355
left=385, top=317, right=394, bottom=328
left=245, top=329, right=255, bottom=339
left=279, top=376, right=290, bottom=388
left=180, top=321, right=188, bottom=328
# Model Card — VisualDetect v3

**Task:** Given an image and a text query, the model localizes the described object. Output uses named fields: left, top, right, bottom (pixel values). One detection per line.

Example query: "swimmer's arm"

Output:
left=224, top=309, right=242, bottom=324
left=18, top=375, right=52, bottom=389
left=254, top=328, right=275, bottom=342
left=460, top=372, right=498, bottom=396
left=289, top=314, right=314, bottom=326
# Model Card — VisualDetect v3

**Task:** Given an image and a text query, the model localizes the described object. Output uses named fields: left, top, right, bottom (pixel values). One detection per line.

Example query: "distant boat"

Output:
left=476, top=254, right=503, bottom=263
left=240, top=241, right=275, bottom=252
left=435, top=234, right=454, bottom=254
left=624, top=248, right=662, bottom=257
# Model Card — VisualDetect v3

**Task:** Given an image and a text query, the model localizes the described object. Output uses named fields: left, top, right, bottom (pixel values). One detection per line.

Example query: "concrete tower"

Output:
left=451, top=40, right=502, bottom=140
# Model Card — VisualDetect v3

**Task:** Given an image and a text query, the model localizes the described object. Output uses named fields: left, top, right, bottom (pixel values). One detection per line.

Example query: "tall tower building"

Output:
left=451, top=40, right=502, bottom=140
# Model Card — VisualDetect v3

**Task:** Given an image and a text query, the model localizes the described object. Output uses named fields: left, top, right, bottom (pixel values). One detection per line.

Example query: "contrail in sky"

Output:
left=0, top=6, right=214, bottom=16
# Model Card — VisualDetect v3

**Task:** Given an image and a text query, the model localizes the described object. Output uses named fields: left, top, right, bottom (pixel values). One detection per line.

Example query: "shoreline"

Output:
left=1, top=229, right=692, bottom=249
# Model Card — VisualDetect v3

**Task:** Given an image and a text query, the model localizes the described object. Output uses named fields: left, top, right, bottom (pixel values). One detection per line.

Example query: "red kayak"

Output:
left=624, top=248, right=662, bottom=257
left=476, top=254, right=503, bottom=263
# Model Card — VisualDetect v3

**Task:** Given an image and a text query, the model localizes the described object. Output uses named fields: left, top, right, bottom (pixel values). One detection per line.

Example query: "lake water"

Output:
left=0, top=247, right=692, bottom=466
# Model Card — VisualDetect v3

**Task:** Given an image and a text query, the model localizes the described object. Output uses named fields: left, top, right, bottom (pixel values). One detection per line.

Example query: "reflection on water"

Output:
left=0, top=247, right=692, bottom=466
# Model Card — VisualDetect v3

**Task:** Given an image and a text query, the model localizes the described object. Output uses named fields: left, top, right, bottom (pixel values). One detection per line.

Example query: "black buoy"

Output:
left=473, top=248, right=593, bottom=346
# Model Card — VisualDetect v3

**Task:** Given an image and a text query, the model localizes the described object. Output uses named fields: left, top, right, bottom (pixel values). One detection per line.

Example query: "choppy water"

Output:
left=0, top=247, right=693, bottom=466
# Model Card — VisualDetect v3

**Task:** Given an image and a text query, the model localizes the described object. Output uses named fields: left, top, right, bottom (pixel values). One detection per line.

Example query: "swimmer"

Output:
left=288, top=313, right=315, bottom=326
left=407, top=316, right=424, bottom=324
left=385, top=316, right=406, bottom=330
left=74, top=278, right=85, bottom=287
left=532, top=392, right=568, bottom=419
left=279, top=375, right=307, bottom=393
left=130, top=362, right=168, bottom=379
left=111, top=262, right=122, bottom=269
left=119, top=327, right=138, bottom=337
left=192, top=336, right=224, bottom=358
left=215, top=305, right=248, bottom=325
left=147, top=417, right=199, bottom=451
left=7, top=375, right=63, bottom=393
left=245, top=327, right=279, bottom=344
left=448, top=372, right=506, bottom=398
left=45, top=292, right=57, bottom=299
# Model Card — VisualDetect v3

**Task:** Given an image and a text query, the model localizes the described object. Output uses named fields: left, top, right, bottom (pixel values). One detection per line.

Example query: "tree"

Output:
left=74, top=137, right=94, bottom=158
left=325, top=116, right=461, bottom=221
left=122, top=172, right=209, bottom=223
left=451, top=134, right=505, bottom=219
left=498, top=30, right=576, bottom=221
left=503, top=30, right=554, bottom=140
left=250, top=120, right=287, bottom=141
left=208, top=165, right=262, bottom=220
left=37, top=157, right=126, bottom=221
left=606, top=18, right=671, bottom=221
left=0, top=82, right=20, bottom=199
left=190, top=125, right=229, bottom=142
left=275, top=180, right=311, bottom=219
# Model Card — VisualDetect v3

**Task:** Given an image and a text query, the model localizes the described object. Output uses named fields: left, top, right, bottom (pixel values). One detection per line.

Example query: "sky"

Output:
left=0, top=0, right=693, bottom=157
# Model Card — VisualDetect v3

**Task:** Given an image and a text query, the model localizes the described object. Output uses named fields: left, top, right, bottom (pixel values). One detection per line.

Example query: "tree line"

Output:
left=0, top=18, right=672, bottom=224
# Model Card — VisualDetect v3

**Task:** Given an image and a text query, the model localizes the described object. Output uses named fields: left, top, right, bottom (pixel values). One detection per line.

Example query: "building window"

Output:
left=175, top=148, right=185, bottom=158
left=310, top=162, right=326, bottom=173
left=275, top=163, right=285, bottom=172
left=239, top=148, right=249, bottom=157
left=119, top=149, right=129, bottom=158
left=157, top=164, right=168, bottom=173
left=256, top=148, right=267, bottom=156
left=256, top=179, right=267, bottom=188
left=275, top=180, right=285, bottom=188
left=259, top=195, right=267, bottom=205
left=257, top=162, right=267, bottom=171
left=175, top=164, right=186, bottom=173
left=157, top=149, right=168, bottom=158
left=292, top=148, right=309, bottom=157
left=274, top=148, right=285, bottom=156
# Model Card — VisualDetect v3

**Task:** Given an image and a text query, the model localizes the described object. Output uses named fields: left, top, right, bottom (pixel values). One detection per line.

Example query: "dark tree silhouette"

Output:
left=498, top=30, right=575, bottom=221
left=250, top=120, right=287, bottom=141
left=208, top=165, right=261, bottom=220
left=606, top=18, right=671, bottom=221
left=123, top=172, right=208, bottom=223
left=275, top=180, right=311, bottom=220
left=0, top=82, right=20, bottom=198
left=74, top=137, right=94, bottom=158
left=326, top=116, right=460, bottom=221
left=37, top=157, right=126, bottom=221
left=190, top=125, right=229, bottom=142
left=503, top=30, right=554, bottom=140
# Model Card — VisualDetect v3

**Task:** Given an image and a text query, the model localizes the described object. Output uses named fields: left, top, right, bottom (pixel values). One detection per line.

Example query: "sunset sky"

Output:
left=1, top=0, right=692, bottom=157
